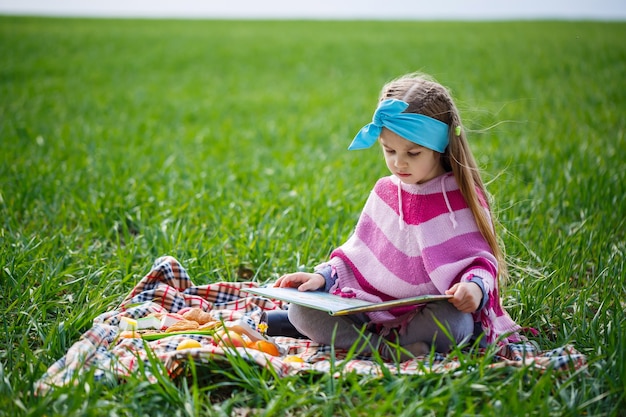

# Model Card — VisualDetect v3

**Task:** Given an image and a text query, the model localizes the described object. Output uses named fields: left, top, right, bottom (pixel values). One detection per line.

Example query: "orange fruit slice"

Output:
left=248, top=340, right=280, bottom=356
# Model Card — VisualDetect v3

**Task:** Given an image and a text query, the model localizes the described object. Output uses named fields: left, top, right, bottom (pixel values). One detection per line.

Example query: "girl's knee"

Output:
left=431, top=303, right=474, bottom=350
left=287, top=304, right=327, bottom=338
left=405, top=301, right=474, bottom=352
left=286, top=304, right=308, bottom=330
left=287, top=305, right=370, bottom=348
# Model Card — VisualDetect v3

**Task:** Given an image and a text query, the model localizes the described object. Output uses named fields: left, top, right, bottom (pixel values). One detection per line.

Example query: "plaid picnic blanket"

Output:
left=35, top=256, right=586, bottom=394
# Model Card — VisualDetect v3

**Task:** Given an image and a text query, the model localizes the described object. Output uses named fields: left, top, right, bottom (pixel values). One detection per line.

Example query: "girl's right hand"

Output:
left=274, top=272, right=325, bottom=292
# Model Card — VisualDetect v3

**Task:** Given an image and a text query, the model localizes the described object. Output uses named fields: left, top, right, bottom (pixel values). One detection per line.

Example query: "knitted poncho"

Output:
left=322, top=173, right=522, bottom=344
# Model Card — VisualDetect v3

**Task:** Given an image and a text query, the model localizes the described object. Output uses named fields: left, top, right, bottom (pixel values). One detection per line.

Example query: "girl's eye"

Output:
left=384, top=148, right=395, bottom=154
left=408, top=152, right=420, bottom=157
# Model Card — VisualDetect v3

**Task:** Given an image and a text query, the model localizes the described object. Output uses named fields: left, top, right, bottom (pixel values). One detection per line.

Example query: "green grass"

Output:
left=1, top=16, right=625, bottom=416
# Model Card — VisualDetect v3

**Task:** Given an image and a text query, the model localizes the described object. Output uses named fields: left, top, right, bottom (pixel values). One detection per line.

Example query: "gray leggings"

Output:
left=288, top=301, right=474, bottom=359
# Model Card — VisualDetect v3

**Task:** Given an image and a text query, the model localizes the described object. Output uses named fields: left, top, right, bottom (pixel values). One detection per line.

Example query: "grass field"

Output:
left=1, top=16, right=625, bottom=416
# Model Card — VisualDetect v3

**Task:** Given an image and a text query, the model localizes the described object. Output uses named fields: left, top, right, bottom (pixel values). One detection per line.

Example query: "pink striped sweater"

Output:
left=321, top=173, right=522, bottom=344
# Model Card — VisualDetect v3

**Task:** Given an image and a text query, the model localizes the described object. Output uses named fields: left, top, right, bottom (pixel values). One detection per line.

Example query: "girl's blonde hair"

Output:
left=380, top=72, right=507, bottom=279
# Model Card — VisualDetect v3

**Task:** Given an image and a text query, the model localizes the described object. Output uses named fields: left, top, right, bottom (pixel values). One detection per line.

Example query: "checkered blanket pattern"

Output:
left=35, top=256, right=586, bottom=393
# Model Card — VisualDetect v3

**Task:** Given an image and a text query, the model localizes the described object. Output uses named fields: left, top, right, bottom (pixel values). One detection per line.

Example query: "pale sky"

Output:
left=0, top=0, right=625, bottom=20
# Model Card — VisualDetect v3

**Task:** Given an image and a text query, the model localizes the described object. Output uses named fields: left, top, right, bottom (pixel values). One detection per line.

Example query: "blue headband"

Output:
left=348, top=99, right=449, bottom=153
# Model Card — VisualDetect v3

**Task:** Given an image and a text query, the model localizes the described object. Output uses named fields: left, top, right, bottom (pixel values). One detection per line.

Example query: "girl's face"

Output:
left=379, top=128, right=446, bottom=184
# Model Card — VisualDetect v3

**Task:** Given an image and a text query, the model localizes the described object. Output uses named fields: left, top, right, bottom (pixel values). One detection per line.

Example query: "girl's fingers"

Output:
left=275, top=273, right=305, bottom=288
left=298, top=281, right=314, bottom=292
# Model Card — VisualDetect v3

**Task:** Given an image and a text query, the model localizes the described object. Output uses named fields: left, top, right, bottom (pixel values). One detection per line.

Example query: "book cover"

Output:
left=242, top=287, right=452, bottom=316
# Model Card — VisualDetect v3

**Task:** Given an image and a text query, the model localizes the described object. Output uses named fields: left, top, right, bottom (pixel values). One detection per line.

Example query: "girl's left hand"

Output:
left=445, top=282, right=482, bottom=313
left=274, top=272, right=325, bottom=292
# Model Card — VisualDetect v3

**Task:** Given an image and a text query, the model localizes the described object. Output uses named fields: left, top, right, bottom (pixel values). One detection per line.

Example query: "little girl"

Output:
left=275, top=72, right=522, bottom=359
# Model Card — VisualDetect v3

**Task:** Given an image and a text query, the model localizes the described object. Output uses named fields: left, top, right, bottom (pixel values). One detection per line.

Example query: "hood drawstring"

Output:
left=398, top=175, right=457, bottom=230
left=397, top=180, right=405, bottom=230
left=441, top=175, right=458, bottom=229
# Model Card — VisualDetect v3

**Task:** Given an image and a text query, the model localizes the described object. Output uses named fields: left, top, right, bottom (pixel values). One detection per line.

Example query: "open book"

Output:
left=242, top=287, right=452, bottom=316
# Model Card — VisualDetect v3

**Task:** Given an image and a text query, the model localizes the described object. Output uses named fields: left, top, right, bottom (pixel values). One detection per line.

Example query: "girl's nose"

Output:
left=394, top=155, right=407, bottom=168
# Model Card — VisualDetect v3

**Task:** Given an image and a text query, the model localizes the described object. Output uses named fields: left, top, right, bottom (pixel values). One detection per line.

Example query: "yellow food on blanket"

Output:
left=198, top=321, right=220, bottom=330
left=283, top=355, right=304, bottom=363
left=182, top=308, right=214, bottom=325
left=176, top=339, right=202, bottom=350
left=165, top=319, right=199, bottom=333
left=119, top=316, right=138, bottom=331
left=119, top=330, right=140, bottom=338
